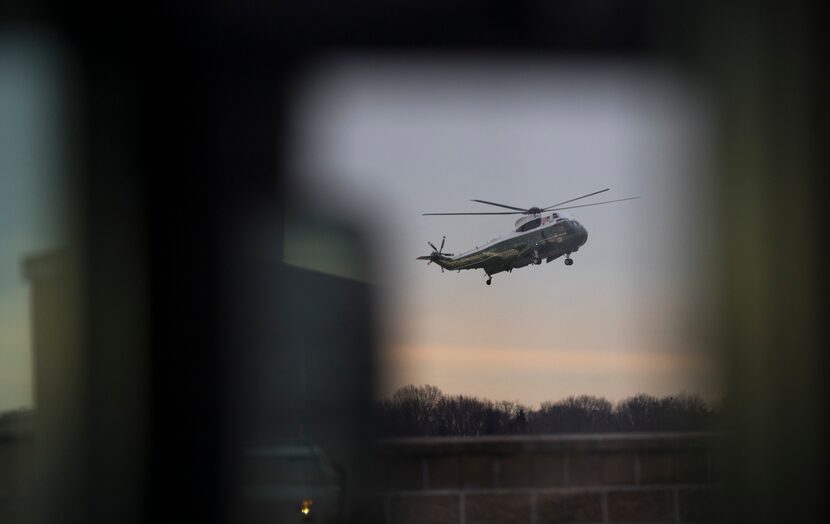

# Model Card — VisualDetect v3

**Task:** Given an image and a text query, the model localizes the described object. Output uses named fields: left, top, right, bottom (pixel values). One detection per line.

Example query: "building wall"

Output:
left=378, top=433, right=725, bottom=524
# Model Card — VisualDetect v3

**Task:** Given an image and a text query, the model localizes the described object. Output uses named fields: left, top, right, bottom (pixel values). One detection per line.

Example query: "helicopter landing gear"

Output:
left=486, top=275, right=492, bottom=285
left=564, top=255, right=574, bottom=266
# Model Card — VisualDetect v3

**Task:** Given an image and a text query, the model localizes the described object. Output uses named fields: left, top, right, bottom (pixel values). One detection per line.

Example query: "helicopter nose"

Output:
left=579, top=225, right=588, bottom=245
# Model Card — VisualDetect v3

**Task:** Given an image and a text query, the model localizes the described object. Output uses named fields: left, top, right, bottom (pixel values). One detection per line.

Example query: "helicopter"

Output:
left=418, top=189, right=638, bottom=285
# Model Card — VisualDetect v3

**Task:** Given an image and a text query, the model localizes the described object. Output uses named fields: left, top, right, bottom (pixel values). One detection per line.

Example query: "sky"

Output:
left=288, top=56, right=721, bottom=406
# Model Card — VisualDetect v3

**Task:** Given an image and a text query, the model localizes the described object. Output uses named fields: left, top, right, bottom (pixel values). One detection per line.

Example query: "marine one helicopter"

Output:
left=418, top=189, right=638, bottom=285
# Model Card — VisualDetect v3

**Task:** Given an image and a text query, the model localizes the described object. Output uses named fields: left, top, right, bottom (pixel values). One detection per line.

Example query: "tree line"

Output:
left=376, top=385, right=722, bottom=437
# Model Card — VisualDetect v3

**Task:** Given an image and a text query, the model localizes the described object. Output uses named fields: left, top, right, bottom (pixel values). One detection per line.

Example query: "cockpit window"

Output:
left=517, top=218, right=541, bottom=232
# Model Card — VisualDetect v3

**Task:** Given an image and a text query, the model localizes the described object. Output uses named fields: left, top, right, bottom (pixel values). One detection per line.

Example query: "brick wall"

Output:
left=378, top=433, right=725, bottom=524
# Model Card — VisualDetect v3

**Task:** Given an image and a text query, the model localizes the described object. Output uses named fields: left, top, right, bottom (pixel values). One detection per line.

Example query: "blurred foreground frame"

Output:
left=1, top=0, right=827, bottom=523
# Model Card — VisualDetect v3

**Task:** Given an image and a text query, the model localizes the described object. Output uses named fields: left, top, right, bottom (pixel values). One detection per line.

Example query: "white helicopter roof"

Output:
left=453, top=212, right=573, bottom=259
left=513, top=212, right=567, bottom=229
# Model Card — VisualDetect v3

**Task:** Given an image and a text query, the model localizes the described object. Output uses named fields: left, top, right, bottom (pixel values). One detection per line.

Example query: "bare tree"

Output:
left=614, top=393, right=660, bottom=431
left=376, top=386, right=720, bottom=437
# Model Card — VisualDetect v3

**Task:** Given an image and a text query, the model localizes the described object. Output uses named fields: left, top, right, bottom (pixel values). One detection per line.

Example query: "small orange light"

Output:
left=300, top=499, right=313, bottom=517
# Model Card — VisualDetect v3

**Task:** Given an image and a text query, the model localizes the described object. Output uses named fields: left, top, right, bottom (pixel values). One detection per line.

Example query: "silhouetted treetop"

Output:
left=376, top=385, right=721, bottom=437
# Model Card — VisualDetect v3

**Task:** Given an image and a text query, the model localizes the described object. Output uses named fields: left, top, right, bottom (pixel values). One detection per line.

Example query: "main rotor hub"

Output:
left=526, top=207, right=543, bottom=215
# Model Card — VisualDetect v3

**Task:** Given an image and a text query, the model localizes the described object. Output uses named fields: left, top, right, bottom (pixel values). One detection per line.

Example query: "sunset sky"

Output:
left=289, top=56, right=721, bottom=406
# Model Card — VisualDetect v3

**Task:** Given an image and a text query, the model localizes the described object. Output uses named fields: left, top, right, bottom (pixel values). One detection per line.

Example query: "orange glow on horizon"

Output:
left=386, top=344, right=720, bottom=405
left=395, top=344, right=711, bottom=374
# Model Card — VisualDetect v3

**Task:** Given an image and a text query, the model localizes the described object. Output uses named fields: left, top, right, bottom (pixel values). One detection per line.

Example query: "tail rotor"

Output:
left=418, top=236, right=453, bottom=271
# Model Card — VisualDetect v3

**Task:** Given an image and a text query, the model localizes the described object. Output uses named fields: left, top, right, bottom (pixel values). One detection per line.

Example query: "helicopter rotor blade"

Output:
left=543, top=189, right=610, bottom=211
left=423, top=191, right=637, bottom=215
left=547, top=197, right=640, bottom=212
left=428, top=241, right=438, bottom=252
left=470, top=199, right=529, bottom=212
left=423, top=211, right=524, bottom=216
left=440, top=236, right=446, bottom=252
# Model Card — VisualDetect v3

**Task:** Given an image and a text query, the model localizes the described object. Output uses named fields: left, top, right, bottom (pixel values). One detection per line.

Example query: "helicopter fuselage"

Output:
left=428, top=213, right=588, bottom=276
